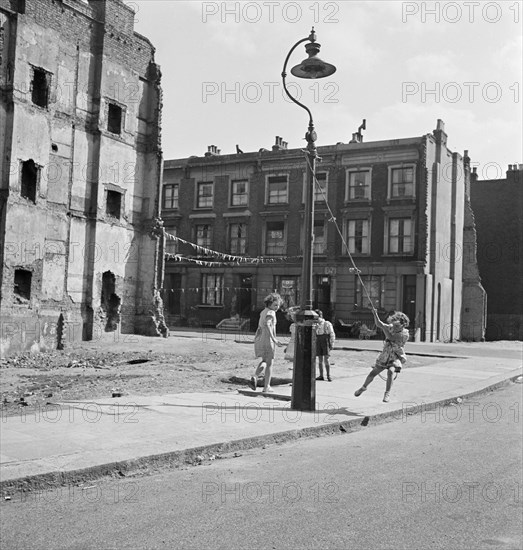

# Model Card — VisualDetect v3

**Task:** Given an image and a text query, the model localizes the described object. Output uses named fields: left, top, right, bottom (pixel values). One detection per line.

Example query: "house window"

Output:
left=390, top=166, right=415, bottom=198
left=265, top=221, right=285, bottom=255
left=274, top=275, right=300, bottom=309
left=31, top=67, right=50, bottom=108
left=107, top=103, right=123, bottom=134
left=347, top=170, right=371, bottom=200
left=313, top=172, right=327, bottom=202
left=14, top=269, right=32, bottom=300
left=106, top=190, right=122, bottom=219
left=20, top=159, right=38, bottom=202
left=195, top=224, right=212, bottom=248
left=346, top=219, right=370, bottom=254
left=201, top=273, right=224, bottom=306
left=165, top=226, right=178, bottom=254
left=163, top=184, right=179, bottom=209
left=267, top=175, right=288, bottom=204
left=229, top=223, right=247, bottom=254
left=197, top=182, right=213, bottom=208
left=388, top=218, right=413, bottom=254
left=231, top=180, right=248, bottom=206
left=313, top=219, right=326, bottom=254
left=356, top=275, right=383, bottom=309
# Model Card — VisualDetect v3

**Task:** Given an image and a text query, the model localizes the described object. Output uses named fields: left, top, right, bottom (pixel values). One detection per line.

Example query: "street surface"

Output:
left=1, top=382, right=521, bottom=550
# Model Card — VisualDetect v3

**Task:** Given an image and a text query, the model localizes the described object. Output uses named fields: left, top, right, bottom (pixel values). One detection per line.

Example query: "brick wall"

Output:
left=471, top=168, right=523, bottom=339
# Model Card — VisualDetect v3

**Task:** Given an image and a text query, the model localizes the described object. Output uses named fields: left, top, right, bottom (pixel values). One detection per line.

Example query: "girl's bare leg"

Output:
left=263, top=359, right=273, bottom=391
left=386, top=368, right=394, bottom=392
left=255, top=361, right=266, bottom=378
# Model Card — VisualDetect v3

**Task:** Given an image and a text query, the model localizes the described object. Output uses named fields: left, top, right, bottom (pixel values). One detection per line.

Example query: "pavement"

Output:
left=1, top=334, right=521, bottom=496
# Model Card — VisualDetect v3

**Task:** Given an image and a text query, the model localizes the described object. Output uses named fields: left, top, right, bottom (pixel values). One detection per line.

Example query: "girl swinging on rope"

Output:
left=354, top=308, right=410, bottom=403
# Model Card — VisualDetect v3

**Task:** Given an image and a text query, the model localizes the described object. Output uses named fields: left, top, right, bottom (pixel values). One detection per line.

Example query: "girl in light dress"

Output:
left=250, top=293, right=285, bottom=393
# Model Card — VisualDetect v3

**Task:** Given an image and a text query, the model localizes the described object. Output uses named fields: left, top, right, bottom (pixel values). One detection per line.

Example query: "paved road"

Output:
left=2, top=383, right=522, bottom=550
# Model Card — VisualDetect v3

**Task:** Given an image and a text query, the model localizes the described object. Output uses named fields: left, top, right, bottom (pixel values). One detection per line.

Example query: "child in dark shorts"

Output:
left=354, top=309, right=410, bottom=402
left=315, top=310, right=335, bottom=382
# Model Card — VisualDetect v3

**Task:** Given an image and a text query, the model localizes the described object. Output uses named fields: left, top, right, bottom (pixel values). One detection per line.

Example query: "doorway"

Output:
left=237, top=274, right=252, bottom=318
left=402, top=275, right=417, bottom=335
left=166, top=273, right=182, bottom=315
left=314, top=275, right=331, bottom=319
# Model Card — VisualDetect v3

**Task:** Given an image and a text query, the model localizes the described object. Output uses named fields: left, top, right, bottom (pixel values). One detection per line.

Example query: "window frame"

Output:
left=266, top=174, right=289, bottom=205
left=264, top=219, right=286, bottom=256
left=229, top=222, right=247, bottom=255
left=230, top=179, right=249, bottom=207
left=30, top=66, right=51, bottom=109
left=344, top=217, right=371, bottom=255
left=355, top=275, right=384, bottom=309
left=195, top=223, right=213, bottom=248
left=385, top=216, right=415, bottom=255
left=106, top=189, right=123, bottom=219
left=163, top=183, right=179, bottom=210
left=164, top=226, right=178, bottom=255
left=196, top=181, right=214, bottom=209
left=20, top=159, right=40, bottom=203
left=345, top=168, right=372, bottom=202
left=302, top=171, right=328, bottom=203
left=201, top=273, right=224, bottom=306
left=274, top=275, right=300, bottom=310
left=387, top=163, right=416, bottom=199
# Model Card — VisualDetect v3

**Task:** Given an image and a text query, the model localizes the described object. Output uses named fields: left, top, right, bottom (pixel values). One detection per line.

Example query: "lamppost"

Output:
left=282, top=28, right=336, bottom=411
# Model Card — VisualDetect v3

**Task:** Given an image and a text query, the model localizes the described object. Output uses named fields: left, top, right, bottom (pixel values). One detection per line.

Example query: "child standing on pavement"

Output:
left=250, top=293, right=285, bottom=393
left=354, top=309, right=410, bottom=402
left=284, top=307, right=299, bottom=367
left=315, top=310, right=336, bottom=382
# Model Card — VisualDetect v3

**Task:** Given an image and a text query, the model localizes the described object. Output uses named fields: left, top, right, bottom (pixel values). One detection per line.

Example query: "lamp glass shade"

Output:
left=290, top=57, right=336, bottom=79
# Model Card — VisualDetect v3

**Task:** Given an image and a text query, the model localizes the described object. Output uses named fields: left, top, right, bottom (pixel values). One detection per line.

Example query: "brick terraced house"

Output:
left=161, top=120, right=486, bottom=342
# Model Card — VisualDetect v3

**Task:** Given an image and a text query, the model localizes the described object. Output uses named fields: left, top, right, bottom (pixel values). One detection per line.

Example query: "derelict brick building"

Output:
left=470, top=165, right=523, bottom=340
left=0, top=0, right=165, bottom=356
left=161, top=120, right=486, bottom=342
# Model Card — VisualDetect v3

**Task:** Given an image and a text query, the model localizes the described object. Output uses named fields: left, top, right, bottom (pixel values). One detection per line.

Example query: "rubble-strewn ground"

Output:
left=0, top=331, right=441, bottom=417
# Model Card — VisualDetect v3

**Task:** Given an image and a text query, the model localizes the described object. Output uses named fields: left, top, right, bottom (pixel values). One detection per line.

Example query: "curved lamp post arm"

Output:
left=281, top=32, right=315, bottom=129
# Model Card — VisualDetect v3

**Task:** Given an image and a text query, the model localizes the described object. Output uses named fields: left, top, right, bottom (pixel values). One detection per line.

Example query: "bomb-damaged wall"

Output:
left=1, top=0, right=163, bottom=356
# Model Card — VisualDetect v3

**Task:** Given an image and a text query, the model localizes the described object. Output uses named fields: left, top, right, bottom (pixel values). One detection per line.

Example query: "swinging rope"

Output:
left=302, top=151, right=376, bottom=312
left=303, top=153, right=399, bottom=382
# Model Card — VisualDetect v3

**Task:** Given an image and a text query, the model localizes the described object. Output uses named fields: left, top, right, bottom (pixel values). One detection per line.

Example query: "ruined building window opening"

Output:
left=31, top=67, right=50, bottom=108
left=20, top=159, right=38, bottom=203
left=108, top=103, right=123, bottom=134
left=101, top=271, right=121, bottom=332
left=14, top=269, right=32, bottom=300
left=106, top=190, right=122, bottom=219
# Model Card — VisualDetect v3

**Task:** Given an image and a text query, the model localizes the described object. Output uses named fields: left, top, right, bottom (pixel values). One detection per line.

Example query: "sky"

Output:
left=131, top=0, right=522, bottom=180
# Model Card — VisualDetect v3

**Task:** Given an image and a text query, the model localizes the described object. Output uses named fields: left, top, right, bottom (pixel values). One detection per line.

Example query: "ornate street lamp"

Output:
left=282, top=28, right=336, bottom=411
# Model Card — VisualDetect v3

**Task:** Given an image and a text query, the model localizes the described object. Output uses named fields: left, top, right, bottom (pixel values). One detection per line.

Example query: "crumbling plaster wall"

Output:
left=1, top=0, right=163, bottom=357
